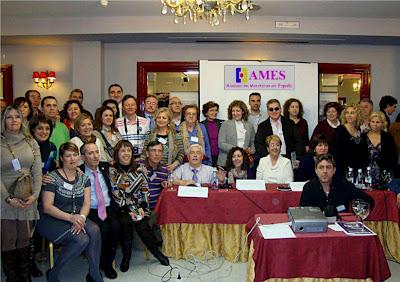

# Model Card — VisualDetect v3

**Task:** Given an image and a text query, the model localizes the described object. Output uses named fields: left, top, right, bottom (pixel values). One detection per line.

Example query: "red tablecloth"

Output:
left=246, top=214, right=391, bottom=282
left=155, top=187, right=399, bottom=225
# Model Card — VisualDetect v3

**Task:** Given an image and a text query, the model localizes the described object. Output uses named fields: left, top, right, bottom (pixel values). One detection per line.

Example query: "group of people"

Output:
left=1, top=84, right=399, bottom=281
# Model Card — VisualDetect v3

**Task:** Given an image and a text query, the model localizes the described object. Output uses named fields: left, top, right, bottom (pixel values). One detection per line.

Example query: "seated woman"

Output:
left=93, top=105, right=122, bottom=165
left=62, top=100, right=83, bottom=138
left=37, top=142, right=103, bottom=282
left=256, top=135, right=293, bottom=184
left=219, top=147, right=254, bottom=184
left=141, top=107, right=184, bottom=171
left=110, top=140, right=169, bottom=272
left=297, top=134, right=329, bottom=181
left=218, top=100, right=255, bottom=167
left=179, top=104, right=212, bottom=165
left=362, top=111, right=397, bottom=184
left=70, top=113, right=107, bottom=165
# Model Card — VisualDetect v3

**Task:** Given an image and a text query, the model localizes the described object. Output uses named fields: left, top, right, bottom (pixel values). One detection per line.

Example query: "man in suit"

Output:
left=80, top=142, right=118, bottom=279
left=379, top=95, right=397, bottom=127
left=255, top=99, right=304, bottom=160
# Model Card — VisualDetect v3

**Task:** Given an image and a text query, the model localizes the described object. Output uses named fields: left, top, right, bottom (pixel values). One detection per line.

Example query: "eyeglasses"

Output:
left=268, top=107, right=280, bottom=112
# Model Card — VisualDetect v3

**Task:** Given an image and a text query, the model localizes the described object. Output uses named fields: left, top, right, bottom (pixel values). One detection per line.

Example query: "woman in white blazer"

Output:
left=218, top=100, right=255, bottom=166
left=257, top=134, right=293, bottom=183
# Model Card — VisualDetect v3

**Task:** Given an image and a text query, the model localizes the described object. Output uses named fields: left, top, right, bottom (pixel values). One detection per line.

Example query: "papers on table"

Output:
left=177, top=186, right=209, bottom=198
left=236, top=180, right=266, bottom=191
left=258, top=222, right=296, bottom=239
left=335, top=222, right=376, bottom=236
left=289, top=181, right=308, bottom=191
left=328, top=224, right=344, bottom=232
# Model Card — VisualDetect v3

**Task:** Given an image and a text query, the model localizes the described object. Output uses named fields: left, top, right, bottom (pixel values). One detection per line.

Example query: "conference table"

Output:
left=155, top=184, right=400, bottom=263
left=246, top=213, right=391, bottom=282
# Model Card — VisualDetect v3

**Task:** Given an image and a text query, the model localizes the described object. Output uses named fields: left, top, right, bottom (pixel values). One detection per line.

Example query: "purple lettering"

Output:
left=279, top=71, right=286, bottom=80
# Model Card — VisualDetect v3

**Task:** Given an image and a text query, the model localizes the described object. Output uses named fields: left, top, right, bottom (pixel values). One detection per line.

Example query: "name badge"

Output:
left=63, top=182, right=74, bottom=190
left=42, top=162, right=45, bottom=168
left=336, top=205, right=346, bottom=212
left=190, top=136, right=199, bottom=143
left=150, top=173, right=157, bottom=181
left=11, top=158, right=21, bottom=171
left=158, top=137, right=167, bottom=145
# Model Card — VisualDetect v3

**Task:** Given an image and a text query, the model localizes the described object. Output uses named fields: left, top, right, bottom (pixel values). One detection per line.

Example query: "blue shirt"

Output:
left=84, top=165, right=111, bottom=209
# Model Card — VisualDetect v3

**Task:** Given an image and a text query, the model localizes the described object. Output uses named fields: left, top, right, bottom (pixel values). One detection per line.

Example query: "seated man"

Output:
left=300, top=153, right=374, bottom=213
left=80, top=142, right=118, bottom=279
left=172, top=144, right=214, bottom=186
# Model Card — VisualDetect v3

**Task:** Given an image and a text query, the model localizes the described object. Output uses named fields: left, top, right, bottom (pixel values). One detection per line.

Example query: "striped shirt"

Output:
left=115, top=115, right=150, bottom=155
left=138, top=159, right=169, bottom=209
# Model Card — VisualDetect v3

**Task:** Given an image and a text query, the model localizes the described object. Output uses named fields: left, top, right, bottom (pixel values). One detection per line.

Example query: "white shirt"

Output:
left=270, top=117, right=287, bottom=155
left=256, top=155, right=293, bottom=184
left=70, top=137, right=107, bottom=165
left=115, top=115, right=150, bottom=155
left=235, top=120, right=246, bottom=148
left=172, top=163, right=214, bottom=184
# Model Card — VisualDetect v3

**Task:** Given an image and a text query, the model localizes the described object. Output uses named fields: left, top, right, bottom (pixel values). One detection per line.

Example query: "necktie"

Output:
left=192, top=169, right=199, bottom=184
left=93, top=171, right=107, bottom=221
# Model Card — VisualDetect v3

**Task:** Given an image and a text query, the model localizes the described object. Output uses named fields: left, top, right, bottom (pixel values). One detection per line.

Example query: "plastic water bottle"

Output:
left=346, top=167, right=354, bottom=183
left=356, top=168, right=364, bottom=188
left=211, top=168, right=218, bottom=190
left=364, top=166, right=372, bottom=189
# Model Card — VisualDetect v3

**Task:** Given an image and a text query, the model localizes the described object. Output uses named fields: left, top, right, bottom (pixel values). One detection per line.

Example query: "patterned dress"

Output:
left=367, top=138, right=381, bottom=184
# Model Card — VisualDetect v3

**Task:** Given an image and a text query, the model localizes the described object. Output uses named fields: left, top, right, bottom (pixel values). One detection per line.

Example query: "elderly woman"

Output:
left=256, top=135, right=293, bottom=184
left=311, top=102, right=342, bottom=149
left=218, top=100, right=255, bottom=166
left=37, top=142, right=103, bottom=282
left=283, top=98, right=309, bottom=152
left=93, top=105, right=122, bottom=164
left=110, top=140, right=169, bottom=272
left=201, top=101, right=224, bottom=167
left=1, top=105, right=42, bottom=281
left=297, top=134, right=329, bottom=181
left=141, top=107, right=184, bottom=171
left=332, top=104, right=367, bottom=178
left=62, top=100, right=84, bottom=138
left=70, top=113, right=107, bottom=165
left=219, top=147, right=254, bottom=184
left=179, top=104, right=212, bottom=165
left=362, top=111, right=397, bottom=184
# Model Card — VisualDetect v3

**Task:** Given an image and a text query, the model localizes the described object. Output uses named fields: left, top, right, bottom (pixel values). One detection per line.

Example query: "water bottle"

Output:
left=356, top=168, right=364, bottom=188
left=364, top=166, right=372, bottom=189
left=346, top=167, right=354, bottom=183
left=211, top=168, right=218, bottom=190
left=167, top=173, right=174, bottom=190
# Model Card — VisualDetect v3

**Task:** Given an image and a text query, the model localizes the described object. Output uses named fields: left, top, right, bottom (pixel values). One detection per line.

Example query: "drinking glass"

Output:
left=351, top=199, right=370, bottom=221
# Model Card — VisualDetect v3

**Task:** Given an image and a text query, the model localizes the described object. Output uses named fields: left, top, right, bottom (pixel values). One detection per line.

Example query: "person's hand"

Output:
left=71, top=223, right=85, bottom=235
left=76, top=167, right=83, bottom=176
left=161, top=180, right=170, bottom=189
left=292, top=160, right=300, bottom=170
left=167, top=163, right=177, bottom=172
left=7, top=197, right=25, bottom=208
left=69, top=214, right=85, bottom=229
left=21, top=195, right=36, bottom=208
left=243, top=147, right=252, bottom=155
left=138, top=208, right=145, bottom=218
left=397, top=194, right=400, bottom=208
left=42, top=173, right=54, bottom=185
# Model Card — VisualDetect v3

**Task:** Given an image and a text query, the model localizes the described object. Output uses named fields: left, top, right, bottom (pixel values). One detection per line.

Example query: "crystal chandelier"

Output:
left=161, top=0, right=255, bottom=26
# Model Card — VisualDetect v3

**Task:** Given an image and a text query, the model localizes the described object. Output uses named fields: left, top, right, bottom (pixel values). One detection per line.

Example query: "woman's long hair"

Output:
left=225, top=147, right=250, bottom=171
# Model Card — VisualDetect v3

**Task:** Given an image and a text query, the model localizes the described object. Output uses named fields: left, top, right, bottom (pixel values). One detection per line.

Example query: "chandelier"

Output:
left=161, top=0, right=255, bottom=26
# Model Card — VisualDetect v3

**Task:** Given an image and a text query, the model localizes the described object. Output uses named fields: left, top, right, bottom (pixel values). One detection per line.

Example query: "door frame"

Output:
left=137, top=61, right=199, bottom=108
left=1, top=64, right=13, bottom=104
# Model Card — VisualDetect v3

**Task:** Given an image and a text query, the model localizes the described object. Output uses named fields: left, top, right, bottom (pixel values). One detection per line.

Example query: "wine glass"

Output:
left=167, top=174, right=175, bottom=191
left=351, top=199, right=370, bottom=221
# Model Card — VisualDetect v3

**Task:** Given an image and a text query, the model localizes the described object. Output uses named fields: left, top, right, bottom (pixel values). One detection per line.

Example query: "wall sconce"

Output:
left=32, top=71, right=56, bottom=89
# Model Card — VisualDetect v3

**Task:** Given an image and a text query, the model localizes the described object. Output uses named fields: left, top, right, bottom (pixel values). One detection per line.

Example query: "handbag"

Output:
left=6, top=138, right=35, bottom=200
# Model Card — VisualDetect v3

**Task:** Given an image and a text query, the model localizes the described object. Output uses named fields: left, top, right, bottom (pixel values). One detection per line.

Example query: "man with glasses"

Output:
left=255, top=99, right=304, bottom=161
left=143, top=95, right=159, bottom=131
left=300, top=154, right=374, bottom=213
left=169, top=96, right=183, bottom=131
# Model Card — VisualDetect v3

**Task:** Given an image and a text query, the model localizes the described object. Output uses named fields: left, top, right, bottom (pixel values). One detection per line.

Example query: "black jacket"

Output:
left=255, top=116, right=304, bottom=159
left=299, top=177, right=375, bottom=212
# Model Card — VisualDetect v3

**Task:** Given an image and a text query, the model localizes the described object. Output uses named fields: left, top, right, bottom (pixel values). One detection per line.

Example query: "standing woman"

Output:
left=13, top=97, right=33, bottom=133
left=363, top=111, right=397, bottom=184
left=37, top=142, right=103, bottom=282
left=1, top=105, right=42, bottom=281
left=332, top=104, right=367, bottom=177
left=62, top=100, right=83, bottom=138
left=93, top=106, right=122, bottom=165
left=256, top=135, right=293, bottom=184
left=179, top=104, right=212, bottom=165
left=141, top=107, right=184, bottom=171
left=201, top=101, right=224, bottom=167
left=218, top=100, right=255, bottom=166
left=283, top=98, right=310, bottom=152
left=102, top=99, right=120, bottom=120
left=311, top=102, right=342, bottom=149
left=70, top=113, right=107, bottom=164
left=110, top=140, right=169, bottom=272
